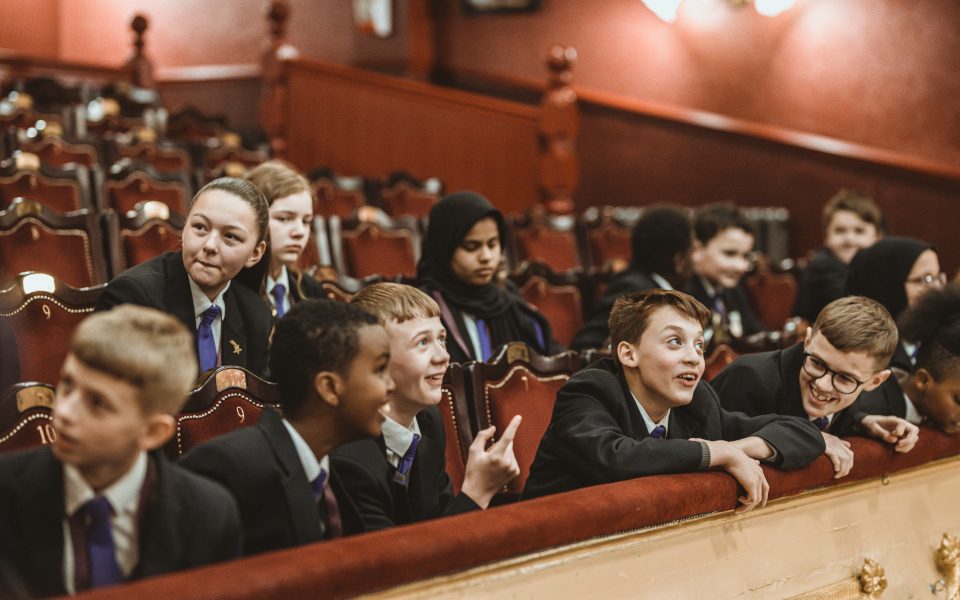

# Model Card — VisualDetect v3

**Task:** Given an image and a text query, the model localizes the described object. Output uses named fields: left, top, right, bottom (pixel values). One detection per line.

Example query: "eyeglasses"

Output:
left=905, top=272, right=947, bottom=287
left=801, top=353, right=867, bottom=395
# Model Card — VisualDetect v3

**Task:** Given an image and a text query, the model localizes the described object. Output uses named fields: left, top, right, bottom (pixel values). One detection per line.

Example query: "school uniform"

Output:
left=0, top=447, right=241, bottom=598
left=179, top=408, right=364, bottom=556
left=793, top=247, right=847, bottom=323
left=96, top=251, right=272, bottom=377
left=710, top=342, right=863, bottom=435
left=570, top=270, right=661, bottom=350
left=331, top=405, right=479, bottom=532
left=685, top=276, right=764, bottom=339
left=522, top=357, right=824, bottom=500
left=856, top=376, right=923, bottom=425
left=266, top=267, right=324, bottom=318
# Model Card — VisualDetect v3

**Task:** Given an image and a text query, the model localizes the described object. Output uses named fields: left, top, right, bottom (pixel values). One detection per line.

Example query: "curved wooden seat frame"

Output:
left=0, top=153, right=94, bottom=212
left=509, top=207, right=581, bottom=272
left=509, top=260, right=586, bottom=348
left=104, top=200, right=185, bottom=275
left=439, top=362, right=472, bottom=494
left=103, top=159, right=192, bottom=214
left=0, top=382, right=56, bottom=453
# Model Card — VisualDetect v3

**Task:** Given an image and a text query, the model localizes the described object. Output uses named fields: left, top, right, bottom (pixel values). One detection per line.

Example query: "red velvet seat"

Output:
left=510, top=207, right=581, bottom=272
left=203, top=134, right=269, bottom=170
left=0, top=383, right=56, bottom=454
left=104, top=200, right=185, bottom=275
left=0, top=152, right=94, bottom=213
left=0, top=273, right=104, bottom=385
left=19, top=135, right=100, bottom=169
left=166, top=366, right=280, bottom=458
left=744, top=258, right=798, bottom=331
left=380, top=182, right=438, bottom=219
left=114, top=140, right=192, bottom=174
left=579, top=205, right=642, bottom=272
left=439, top=363, right=472, bottom=494
left=469, top=343, right=582, bottom=498
left=0, top=199, right=109, bottom=288
left=330, top=208, right=419, bottom=280
left=312, top=179, right=365, bottom=219
left=704, top=344, right=739, bottom=382
left=509, top=260, right=585, bottom=348
left=103, top=160, right=191, bottom=214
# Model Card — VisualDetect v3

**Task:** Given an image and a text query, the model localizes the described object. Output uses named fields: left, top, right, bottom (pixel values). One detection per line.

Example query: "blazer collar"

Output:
left=220, top=288, right=248, bottom=367
left=780, top=343, right=808, bottom=417
left=162, top=252, right=198, bottom=338
left=18, top=448, right=68, bottom=596
left=613, top=364, right=653, bottom=440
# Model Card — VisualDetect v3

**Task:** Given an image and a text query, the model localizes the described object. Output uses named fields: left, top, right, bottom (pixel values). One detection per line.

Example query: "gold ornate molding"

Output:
left=786, top=558, right=886, bottom=600
left=935, top=533, right=959, bottom=600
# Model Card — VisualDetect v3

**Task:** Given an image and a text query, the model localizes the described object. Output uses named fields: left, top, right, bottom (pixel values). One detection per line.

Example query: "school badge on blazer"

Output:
left=229, top=340, right=242, bottom=355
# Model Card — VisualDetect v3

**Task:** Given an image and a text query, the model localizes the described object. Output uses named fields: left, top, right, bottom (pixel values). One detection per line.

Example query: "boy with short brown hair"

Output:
left=0, top=305, right=241, bottom=598
left=714, top=296, right=919, bottom=479
left=333, top=283, right=520, bottom=530
left=524, top=289, right=824, bottom=509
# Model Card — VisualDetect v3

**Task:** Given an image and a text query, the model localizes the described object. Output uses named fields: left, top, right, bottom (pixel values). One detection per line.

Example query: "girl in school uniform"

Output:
left=416, top=191, right=560, bottom=365
left=246, top=160, right=324, bottom=318
left=846, top=236, right=947, bottom=377
left=97, top=177, right=273, bottom=377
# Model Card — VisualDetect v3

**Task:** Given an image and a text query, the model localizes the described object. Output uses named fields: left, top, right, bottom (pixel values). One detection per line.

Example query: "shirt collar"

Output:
left=281, top=418, right=328, bottom=483
left=699, top=276, right=717, bottom=298
left=630, top=391, right=670, bottom=436
left=381, top=414, right=422, bottom=458
left=64, top=451, right=148, bottom=517
left=188, top=277, right=229, bottom=321
left=650, top=272, right=673, bottom=291
left=267, top=267, right=291, bottom=295
left=901, top=390, right=923, bottom=425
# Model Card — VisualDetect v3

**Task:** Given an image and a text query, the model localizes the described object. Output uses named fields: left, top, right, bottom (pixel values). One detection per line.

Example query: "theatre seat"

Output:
left=579, top=205, right=642, bottom=272
left=380, top=182, right=438, bottom=219
left=0, top=273, right=104, bottom=386
left=329, top=208, right=419, bottom=280
left=19, top=134, right=100, bottom=169
left=510, top=260, right=585, bottom=348
left=744, top=258, right=798, bottom=331
left=704, top=344, right=739, bottom=382
left=469, top=343, right=582, bottom=498
left=0, top=152, right=94, bottom=213
left=104, top=200, right=184, bottom=275
left=439, top=363, right=472, bottom=494
left=167, top=366, right=280, bottom=458
left=0, top=199, right=109, bottom=288
left=0, top=383, right=56, bottom=454
left=312, top=178, right=365, bottom=219
left=113, top=138, right=192, bottom=174
left=103, top=159, right=191, bottom=214
left=510, top=207, right=581, bottom=272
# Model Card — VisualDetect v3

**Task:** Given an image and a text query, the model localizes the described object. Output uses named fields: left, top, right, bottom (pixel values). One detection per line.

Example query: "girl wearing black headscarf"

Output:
left=417, top=192, right=559, bottom=364
left=846, top=236, right=946, bottom=375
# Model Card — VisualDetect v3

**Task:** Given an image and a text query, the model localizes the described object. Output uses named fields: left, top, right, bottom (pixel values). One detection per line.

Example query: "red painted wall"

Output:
left=437, top=0, right=960, bottom=166
left=0, top=0, right=60, bottom=58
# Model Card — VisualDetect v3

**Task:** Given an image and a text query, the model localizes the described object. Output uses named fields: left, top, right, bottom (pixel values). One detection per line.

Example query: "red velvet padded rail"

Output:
left=73, top=428, right=960, bottom=600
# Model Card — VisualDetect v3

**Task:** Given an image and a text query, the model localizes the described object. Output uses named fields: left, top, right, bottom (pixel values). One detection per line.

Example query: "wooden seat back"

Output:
left=330, top=208, right=419, bottom=280
left=0, top=383, right=56, bottom=454
left=704, top=344, right=740, bottom=382
left=380, top=182, right=438, bottom=219
left=438, top=363, right=472, bottom=494
left=312, top=179, right=365, bottom=219
left=579, top=206, right=642, bottom=272
left=510, top=260, right=585, bottom=347
left=103, top=160, right=191, bottom=214
left=20, top=135, right=100, bottom=169
left=0, top=153, right=94, bottom=212
left=744, top=257, right=798, bottom=331
left=105, top=200, right=184, bottom=275
left=510, top=208, right=581, bottom=272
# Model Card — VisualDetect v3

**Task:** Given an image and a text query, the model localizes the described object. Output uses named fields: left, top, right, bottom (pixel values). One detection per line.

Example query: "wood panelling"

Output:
left=283, top=59, right=541, bottom=215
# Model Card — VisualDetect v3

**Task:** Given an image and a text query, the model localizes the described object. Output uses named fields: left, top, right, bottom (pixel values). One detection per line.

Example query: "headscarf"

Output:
left=846, top=236, right=931, bottom=319
left=417, top=191, right=550, bottom=352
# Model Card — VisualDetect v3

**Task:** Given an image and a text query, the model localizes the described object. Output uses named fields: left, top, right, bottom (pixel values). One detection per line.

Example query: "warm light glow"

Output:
left=22, top=273, right=55, bottom=294
left=754, top=0, right=796, bottom=17
left=642, top=0, right=684, bottom=23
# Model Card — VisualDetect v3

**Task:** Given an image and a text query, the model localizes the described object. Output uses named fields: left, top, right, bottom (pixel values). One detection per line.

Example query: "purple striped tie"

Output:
left=393, top=433, right=421, bottom=486
left=271, top=283, right=286, bottom=317
left=813, top=417, right=829, bottom=431
left=649, top=425, right=667, bottom=439
left=81, top=496, right=123, bottom=588
left=197, top=305, right=221, bottom=372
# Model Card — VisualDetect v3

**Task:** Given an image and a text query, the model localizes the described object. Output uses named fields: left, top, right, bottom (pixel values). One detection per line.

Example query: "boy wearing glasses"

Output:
left=713, top=296, right=919, bottom=479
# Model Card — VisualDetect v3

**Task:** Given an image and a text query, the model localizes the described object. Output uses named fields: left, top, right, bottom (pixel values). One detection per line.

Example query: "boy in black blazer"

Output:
left=333, top=283, right=520, bottom=531
left=97, top=178, right=273, bottom=377
left=524, top=290, right=825, bottom=508
left=712, top=296, right=919, bottom=479
left=181, top=300, right=393, bottom=555
left=0, top=306, right=241, bottom=597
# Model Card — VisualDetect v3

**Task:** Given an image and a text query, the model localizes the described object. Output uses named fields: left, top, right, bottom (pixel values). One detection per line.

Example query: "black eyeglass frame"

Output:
left=800, top=352, right=868, bottom=395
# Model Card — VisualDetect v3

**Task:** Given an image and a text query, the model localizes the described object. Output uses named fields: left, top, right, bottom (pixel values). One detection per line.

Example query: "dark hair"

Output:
left=609, top=289, right=709, bottom=364
left=822, top=189, right=885, bottom=234
left=694, top=203, right=754, bottom=244
left=899, top=283, right=960, bottom=380
left=191, top=177, right=270, bottom=244
left=630, top=205, right=693, bottom=276
left=269, top=299, right=380, bottom=418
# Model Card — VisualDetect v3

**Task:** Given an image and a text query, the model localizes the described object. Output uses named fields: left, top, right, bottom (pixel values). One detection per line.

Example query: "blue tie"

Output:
left=271, top=283, right=286, bottom=317
left=81, top=496, right=123, bottom=588
left=311, top=468, right=327, bottom=502
left=649, top=425, right=667, bottom=439
left=813, top=417, right=829, bottom=431
left=392, top=433, right=421, bottom=486
left=475, top=319, right=493, bottom=361
left=197, top=305, right=221, bottom=372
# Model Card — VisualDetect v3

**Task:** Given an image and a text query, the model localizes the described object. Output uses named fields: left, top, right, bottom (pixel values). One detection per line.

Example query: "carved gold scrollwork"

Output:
left=935, top=533, right=959, bottom=600
left=858, top=558, right=888, bottom=599
left=785, top=558, right=886, bottom=600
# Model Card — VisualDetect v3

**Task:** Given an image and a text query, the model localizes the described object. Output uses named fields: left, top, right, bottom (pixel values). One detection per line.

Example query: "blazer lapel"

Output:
left=668, top=404, right=703, bottom=440
left=221, top=287, right=248, bottom=368
left=616, top=368, right=650, bottom=440
left=259, top=410, right=323, bottom=543
left=163, top=252, right=198, bottom=341
left=136, top=453, right=185, bottom=577
left=18, top=449, right=68, bottom=595
left=780, top=344, right=809, bottom=418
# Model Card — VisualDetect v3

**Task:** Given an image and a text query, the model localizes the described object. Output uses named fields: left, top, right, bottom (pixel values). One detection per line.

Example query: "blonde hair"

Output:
left=246, top=160, right=312, bottom=206
left=812, top=296, right=898, bottom=368
left=350, top=282, right=440, bottom=324
left=70, top=305, right=198, bottom=415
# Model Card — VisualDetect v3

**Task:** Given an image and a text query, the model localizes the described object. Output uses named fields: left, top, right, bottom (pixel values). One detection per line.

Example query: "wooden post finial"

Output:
left=124, top=13, right=155, bottom=89
left=261, top=0, right=298, bottom=158
left=538, top=45, right=579, bottom=216
left=266, top=0, right=291, bottom=40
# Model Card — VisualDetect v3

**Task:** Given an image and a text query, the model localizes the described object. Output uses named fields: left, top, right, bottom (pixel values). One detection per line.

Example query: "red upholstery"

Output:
left=339, top=224, right=417, bottom=279
left=0, top=275, right=104, bottom=385
left=438, top=387, right=466, bottom=494
left=0, top=218, right=102, bottom=288
left=0, top=170, right=87, bottom=213
left=744, top=269, right=798, bottom=331
left=312, top=181, right=364, bottom=219
left=587, top=225, right=631, bottom=271
left=513, top=227, right=580, bottom=272
left=380, top=185, right=437, bottom=219
left=704, top=344, right=739, bottom=382
left=19, top=138, right=99, bottom=168
left=517, top=275, right=583, bottom=347
left=77, top=429, right=960, bottom=600
left=119, top=222, right=182, bottom=271
left=104, top=173, right=189, bottom=215
left=115, top=143, right=192, bottom=173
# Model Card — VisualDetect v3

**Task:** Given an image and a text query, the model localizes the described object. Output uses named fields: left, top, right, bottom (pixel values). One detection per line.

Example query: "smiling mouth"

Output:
left=424, top=373, right=444, bottom=385
left=676, top=373, right=699, bottom=386
left=808, top=385, right=838, bottom=405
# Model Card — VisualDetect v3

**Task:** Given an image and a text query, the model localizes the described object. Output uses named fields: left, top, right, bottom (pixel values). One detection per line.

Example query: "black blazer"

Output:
left=710, top=343, right=862, bottom=435
left=793, top=247, right=847, bottom=323
left=684, top=276, right=764, bottom=337
left=179, top=408, right=364, bottom=556
left=522, top=358, right=824, bottom=500
left=0, top=448, right=241, bottom=598
left=857, top=376, right=908, bottom=420
left=331, top=405, right=479, bottom=532
left=96, top=251, right=272, bottom=377
left=571, top=270, right=657, bottom=350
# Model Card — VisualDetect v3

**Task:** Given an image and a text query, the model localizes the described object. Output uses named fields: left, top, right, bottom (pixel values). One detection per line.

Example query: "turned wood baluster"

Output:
left=539, top=45, right=580, bottom=216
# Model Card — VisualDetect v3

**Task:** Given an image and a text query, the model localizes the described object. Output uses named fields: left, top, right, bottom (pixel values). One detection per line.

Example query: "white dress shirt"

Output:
left=630, top=391, right=670, bottom=437
left=188, top=278, right=229, bottom=356
left=281, top=418, right=329, bottom=486
left=901, top=391, right=923, bottom=425
left=650, top=272, right=674, bottom=291
left=381, top=415, right=423, bottom=469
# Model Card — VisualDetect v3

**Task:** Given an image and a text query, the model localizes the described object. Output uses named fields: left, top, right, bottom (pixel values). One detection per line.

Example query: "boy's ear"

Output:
left=803, top=326, right=813, bottom=347
left=314, top=371, right=342, bottom=408
left=245, top=240, right=267, bottom=268
left=140, top=414, right=176, bottom=450
left=616, top=341, right=640, bottom=368
left=913, top=367, right=933, bottom=392
left=863, top=368, right=891, bottom=392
